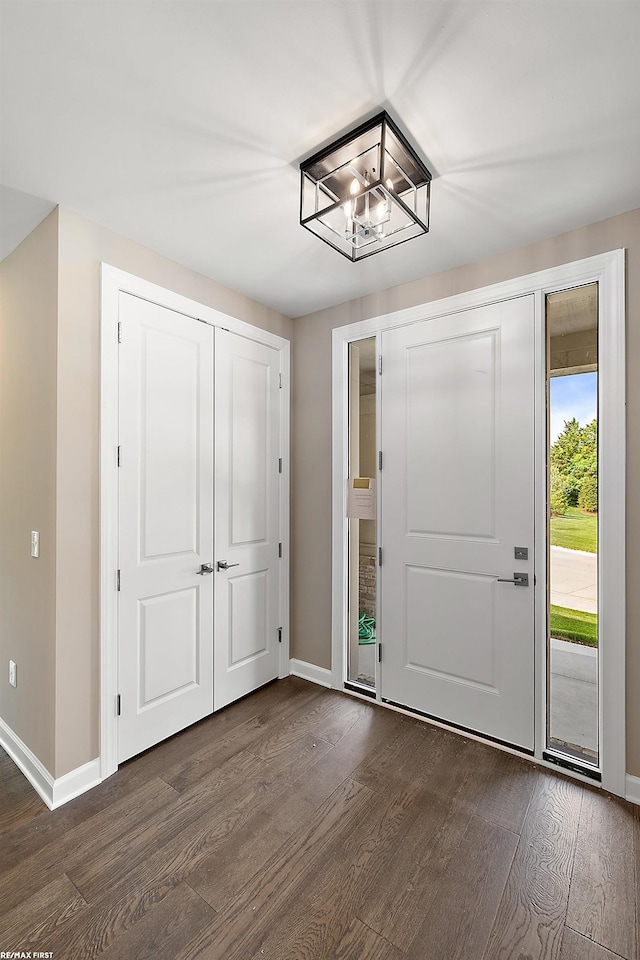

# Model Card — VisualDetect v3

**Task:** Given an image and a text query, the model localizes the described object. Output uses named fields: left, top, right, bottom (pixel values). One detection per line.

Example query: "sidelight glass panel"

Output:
left=546, top=282, right=599, bottom=769
left=347, top=338, right=377, bottom=691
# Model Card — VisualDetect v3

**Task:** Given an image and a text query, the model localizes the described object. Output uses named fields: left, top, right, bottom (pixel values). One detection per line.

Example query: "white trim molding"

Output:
left=626, top=774, right=640, bottom=806
left=331, top=249, right=626, bottom=799
left=0, top=716, right=52, bottom=807
left=595, top=248, right=626, bottom=798
left=0, top=717, right=101, bottom=810
left=278, top=337, right=292, bottom=682
left=100, top=264, right=291, bottom=783
left=50, top=759, right=102, bottom=809
left=289, top=658, right=333, bottom=688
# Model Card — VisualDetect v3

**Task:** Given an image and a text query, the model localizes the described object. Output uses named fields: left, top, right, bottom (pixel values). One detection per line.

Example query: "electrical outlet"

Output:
left=9, top=660, right=17, bottom=687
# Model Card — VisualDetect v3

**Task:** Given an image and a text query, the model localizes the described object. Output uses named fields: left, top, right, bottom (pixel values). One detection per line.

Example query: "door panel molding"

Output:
left=213, top=328, right=282, bottom=709
left=100, top=265, right=290, bottom=782
left=116, top=297, right=214, bottom=763
left=380, top=296, right=535, bottom=749
left=331, top=249, right=625, bottom=797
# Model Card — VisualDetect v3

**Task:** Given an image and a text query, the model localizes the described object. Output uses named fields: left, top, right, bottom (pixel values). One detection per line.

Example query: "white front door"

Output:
left=213, top=329, right=282, bottom=709
left=380, top=296, right=535, bottom=749
left=117, top=294, right=214, bottom=763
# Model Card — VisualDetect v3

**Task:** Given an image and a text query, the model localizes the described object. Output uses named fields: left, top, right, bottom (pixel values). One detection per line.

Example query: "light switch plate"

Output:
left=31, top=531, right=39, bottom=558
left=9, top=660, right=16, bottom=687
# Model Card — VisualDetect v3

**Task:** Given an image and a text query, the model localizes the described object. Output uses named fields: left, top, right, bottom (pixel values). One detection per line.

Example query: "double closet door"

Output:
left=379, top=296, right=536, bottom=750
left=117, top=294, right=283, bottom=763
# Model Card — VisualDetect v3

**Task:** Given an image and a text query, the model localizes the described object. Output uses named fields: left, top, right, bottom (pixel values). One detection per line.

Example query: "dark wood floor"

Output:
left=0, top=677, right=638, bottom=960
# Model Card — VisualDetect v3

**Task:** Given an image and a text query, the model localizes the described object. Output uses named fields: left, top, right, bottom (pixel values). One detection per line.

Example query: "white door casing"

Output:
left=380, top=297, right=536, bottom=749
left=117, top=294, right=214, bottom=763
left=213, top=328, right=282, bottom=709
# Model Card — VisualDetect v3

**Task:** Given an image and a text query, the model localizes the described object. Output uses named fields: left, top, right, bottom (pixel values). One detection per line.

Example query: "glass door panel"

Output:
left=546, top=283, right=599, bottom=769
left=347, top=338, right=377, bottom=691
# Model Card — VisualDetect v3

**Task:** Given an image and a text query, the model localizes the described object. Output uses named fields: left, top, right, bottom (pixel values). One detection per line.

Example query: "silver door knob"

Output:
left=217, top=560, right=240, bottom=571
left=196, top=563, right=214, bottom=575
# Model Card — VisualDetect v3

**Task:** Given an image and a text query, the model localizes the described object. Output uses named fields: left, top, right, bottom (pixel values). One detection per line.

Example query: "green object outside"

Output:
left=357, top=605, right=596, bottom=647
left=358, top=613, right=376, bottom=643
left=550, top=507, right=597, bottom=553
left=550, top=604, right=598, bottom=647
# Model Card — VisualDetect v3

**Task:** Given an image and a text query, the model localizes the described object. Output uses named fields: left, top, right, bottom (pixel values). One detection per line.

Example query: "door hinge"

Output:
left=278, top=542, right=283, bottom=558
left=378, top=546, right=382, bottom=566
left=116, top=569, right=121, bottom=592
left=378, top=355, right=382, bottom=375
left=378, top=450, right=383, bottom=471
left=279, top=373, right=283, bottom=389
left=117, top=322, right=122, bottom=343
left=277, top=627, right=283, bottom=643
left=117, top=445, right=121, bottom=467
left=116, top=694, right=121, bottom=716
left=279, top=457, right=283, bottom=474
left=378, top=642, right=382, bottom=663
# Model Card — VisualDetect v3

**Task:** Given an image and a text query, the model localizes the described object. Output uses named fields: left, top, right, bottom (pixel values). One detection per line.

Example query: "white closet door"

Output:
left=214, top=329, right=282, bottom=709
left=117, top=294, right=214, bottom=763
left=380, top=296, right=535, bottom=749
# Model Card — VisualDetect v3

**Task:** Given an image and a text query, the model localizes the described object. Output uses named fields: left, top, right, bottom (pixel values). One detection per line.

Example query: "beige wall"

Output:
left=0, top=209, right=59, bottom=774
left=291, top=206, right=640, bottom=778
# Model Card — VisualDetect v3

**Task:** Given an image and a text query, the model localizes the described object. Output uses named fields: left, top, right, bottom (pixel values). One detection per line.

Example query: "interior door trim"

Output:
left=100, top=264, right=290, bottom=783
left=331, top=249, right=626, bottom=798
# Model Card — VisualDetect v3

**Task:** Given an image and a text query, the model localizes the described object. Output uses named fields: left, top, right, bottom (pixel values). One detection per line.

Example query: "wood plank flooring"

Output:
left=0, top=677, right=638, bottom=960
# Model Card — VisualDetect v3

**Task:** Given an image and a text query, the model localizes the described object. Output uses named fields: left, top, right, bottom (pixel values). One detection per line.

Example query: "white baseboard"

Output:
left=626, top=773, right=640, bottom=806
left=0, top=716, right=101, bottom=809
left=51, top=758, right=102, bottom=809
left=289, top=658, right=333, bottom=689
left=0, top=715, right=54, bottom=808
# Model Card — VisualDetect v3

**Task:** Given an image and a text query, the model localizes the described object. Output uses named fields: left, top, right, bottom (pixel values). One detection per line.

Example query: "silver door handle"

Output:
left=497, top=572, right=529, bottom=587
left=196, top=563, right=214, bottom=575
left=217, top=560, right=240, bottom=571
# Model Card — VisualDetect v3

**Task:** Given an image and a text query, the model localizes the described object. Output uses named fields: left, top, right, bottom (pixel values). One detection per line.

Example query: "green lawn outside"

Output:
left=550, top=506, right=597, bottom=553
left=550, top=604, right=598, bottom=647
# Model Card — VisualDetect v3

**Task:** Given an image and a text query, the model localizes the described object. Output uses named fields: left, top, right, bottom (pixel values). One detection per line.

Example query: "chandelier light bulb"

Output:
left=350, top=178, right=361, bottom=196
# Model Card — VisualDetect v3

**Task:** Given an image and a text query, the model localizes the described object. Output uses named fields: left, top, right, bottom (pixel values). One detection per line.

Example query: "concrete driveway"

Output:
left=549, top=546, right=598, bottom=760
left=550, top=638, right=598, bottom=757
left=550, top=546, right=597, bottom=614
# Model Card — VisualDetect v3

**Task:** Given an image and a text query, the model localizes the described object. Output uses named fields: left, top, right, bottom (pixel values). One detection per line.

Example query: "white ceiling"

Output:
left=2, top=1, right=639, bottom=318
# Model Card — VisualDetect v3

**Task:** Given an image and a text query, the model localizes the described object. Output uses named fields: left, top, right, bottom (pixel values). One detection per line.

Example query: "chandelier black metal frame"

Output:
left=300, top=110, right=432, bottom=262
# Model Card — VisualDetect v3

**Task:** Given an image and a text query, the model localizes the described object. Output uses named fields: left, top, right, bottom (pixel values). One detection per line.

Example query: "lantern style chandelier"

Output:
left=300, top=110, right=432, bottom=262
